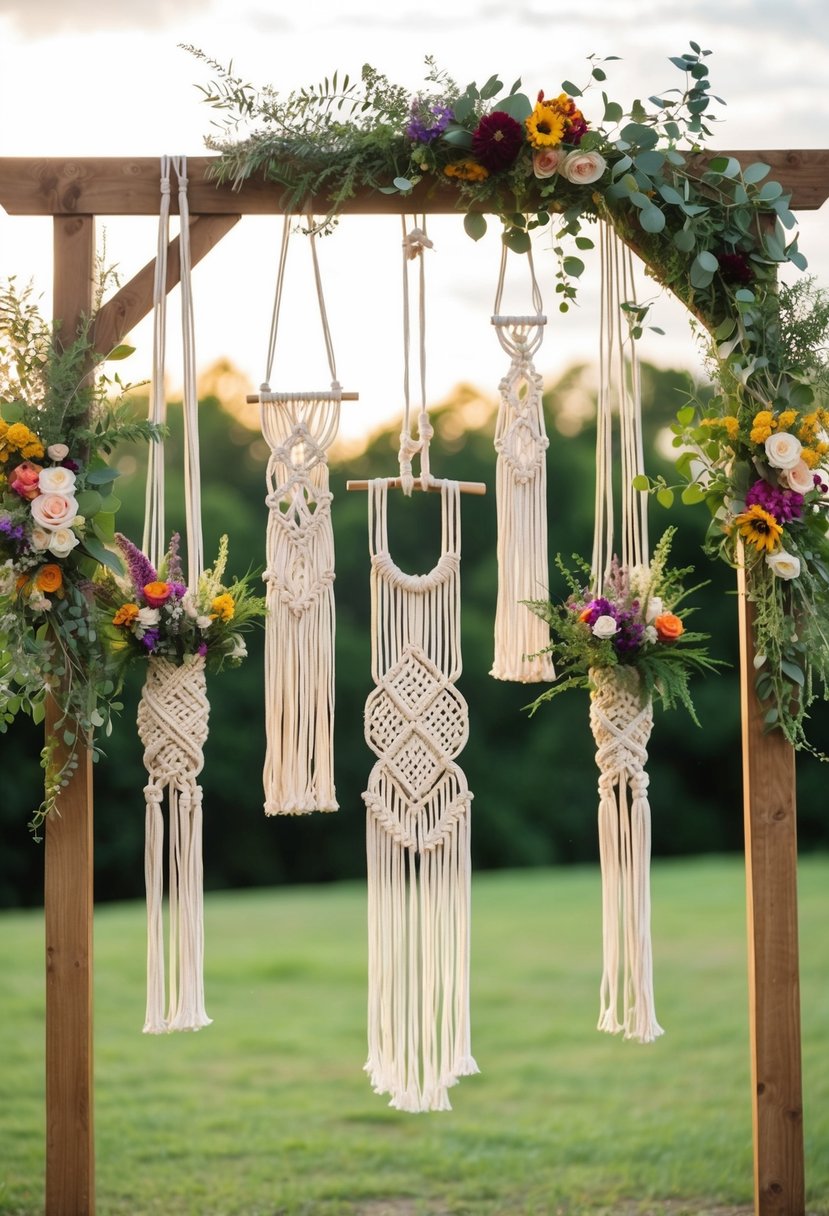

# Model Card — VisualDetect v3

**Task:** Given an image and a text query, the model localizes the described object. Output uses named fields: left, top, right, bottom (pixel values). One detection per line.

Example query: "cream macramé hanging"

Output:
left=259, top=219, right=348, bottom=815
left=490, top=244, right=555, bottom=683
left=589, top=222, right=662, bottom=1044
left=357, top=220, right=480, bottom=1111
left=139, top=155, right=211, bottom=1034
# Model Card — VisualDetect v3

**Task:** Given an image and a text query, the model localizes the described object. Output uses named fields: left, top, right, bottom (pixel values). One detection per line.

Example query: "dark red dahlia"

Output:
left=565, top=116, right=589, bottom=146
left=471, top=111, right=524, bottom=173
left=717, top=250, right=754, bottom=286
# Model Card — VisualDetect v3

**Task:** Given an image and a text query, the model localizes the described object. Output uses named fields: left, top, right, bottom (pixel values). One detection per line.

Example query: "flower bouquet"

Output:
left=526, top=529, right=721, bottom=1043
left=0, top=278, right=156, bottom=835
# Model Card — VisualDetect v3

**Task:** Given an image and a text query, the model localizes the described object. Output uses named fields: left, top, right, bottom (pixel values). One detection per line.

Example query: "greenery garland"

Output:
left=188, top=44, right=829, bottom=754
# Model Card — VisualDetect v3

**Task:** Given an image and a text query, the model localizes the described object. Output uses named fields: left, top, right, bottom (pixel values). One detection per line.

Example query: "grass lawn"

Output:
left=0, top=856, right=827, bottom=1215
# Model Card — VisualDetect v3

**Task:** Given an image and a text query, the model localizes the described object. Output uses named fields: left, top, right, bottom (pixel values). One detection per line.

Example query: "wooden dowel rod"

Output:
left=246, top=391, right=360, bottom=403
left=346, top=477, right=487, bottom=496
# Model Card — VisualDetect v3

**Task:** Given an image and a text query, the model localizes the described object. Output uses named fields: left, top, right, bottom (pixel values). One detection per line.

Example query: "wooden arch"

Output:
left=1, top=152, right=827, bottom=1216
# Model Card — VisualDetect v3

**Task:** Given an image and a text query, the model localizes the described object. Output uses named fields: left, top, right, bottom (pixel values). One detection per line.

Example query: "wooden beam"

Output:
left=45, top=215, right=96, bottom=1216
left=738, top=561, right=805, bottom=1216
left=0, top=151, right=828, bottom=217
left=92, top=214, right=241, bottom=355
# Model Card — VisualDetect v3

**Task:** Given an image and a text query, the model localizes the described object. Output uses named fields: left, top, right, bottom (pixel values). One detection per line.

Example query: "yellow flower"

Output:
left=776, top=409, right=798, bottom=431
left=723, top=416, right=740, bottom=441
left=735, top=504, right=783, bottom=554
left=443, top=159, right=489, bottom=182
left=525, top=102, right=566, bottom=149
left=1, top=421, right=45, bottom=462
left=798, top=412, right=820, bottom=445
left=210, top=592, right=235, bottom=622
left=800, top=447, right=819, bottom=468
left=113, top=602, right=140, bottom=627
left=750, top=410, right=775, bottom=445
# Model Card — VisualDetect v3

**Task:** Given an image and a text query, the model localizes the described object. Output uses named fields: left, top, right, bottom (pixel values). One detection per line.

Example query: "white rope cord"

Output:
left=398, top=216, right=434, bottom=495
left=141, top=155, right=211, bottom=1035
left=589, top=222, right=661, bottom=1044
left=363, top=478, right=478, bottom=1111
left=260, top=215, right=342, bottom=815
left=490, top=241, right=555, bottom=683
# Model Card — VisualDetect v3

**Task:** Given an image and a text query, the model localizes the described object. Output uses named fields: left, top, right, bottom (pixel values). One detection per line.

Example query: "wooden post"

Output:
left=738, top=562, right=805, bottom=1216
left=45, top=214, right=96, bottom=1216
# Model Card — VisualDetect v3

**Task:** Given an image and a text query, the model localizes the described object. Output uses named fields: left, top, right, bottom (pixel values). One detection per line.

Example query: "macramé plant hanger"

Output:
left=589, top=221, right=662, bottom=1044
left=258, top=218, right=357, bottom=815
left=490, top=243, right=555, bottom=683
left=139, top=155, right=211, bottom=1034
left=348, top=219, right=483, bottom=1111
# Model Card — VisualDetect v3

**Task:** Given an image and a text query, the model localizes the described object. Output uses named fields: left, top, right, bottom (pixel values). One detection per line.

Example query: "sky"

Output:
left=1, top=0, right=828, bottom=443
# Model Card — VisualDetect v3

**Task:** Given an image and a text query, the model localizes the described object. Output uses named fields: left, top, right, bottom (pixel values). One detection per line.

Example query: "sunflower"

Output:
left=735, top=504, right=783, bottom=553
left=525, top=102, right=566, bottom=149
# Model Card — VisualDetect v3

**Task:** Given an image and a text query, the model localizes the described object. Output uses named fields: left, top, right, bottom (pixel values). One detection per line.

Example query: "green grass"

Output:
left=1, top=857, right=827, bottom=1216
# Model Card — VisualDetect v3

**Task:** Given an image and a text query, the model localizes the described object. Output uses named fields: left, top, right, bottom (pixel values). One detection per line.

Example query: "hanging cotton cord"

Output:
left=363, top=478, right=478, bottom=1111
left=398, top=216, right=434, bottom=495
left=490, top=241, right=555, bottom=682
left=589, top=222, right=661, bottom=1044
left=139, top=155, right=211, bottom=1035
left=259, top=215, right=342, bottom=814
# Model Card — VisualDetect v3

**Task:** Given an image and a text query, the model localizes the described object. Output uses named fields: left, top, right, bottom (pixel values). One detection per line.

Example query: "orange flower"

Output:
left=142, top=580, right=171, bottom=608
left=443, top=159, right=489, bottom=183
left=654, top=612, right=684, bottom=643
left=35, top=564, right=63, bottom=594
left=113, top=602, right=140, bottom=627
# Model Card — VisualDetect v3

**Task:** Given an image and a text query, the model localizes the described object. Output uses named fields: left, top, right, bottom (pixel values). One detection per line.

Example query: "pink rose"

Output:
left=782, top=459, right=813, bottom=496
left=532, top=147, right=564, bottom=179
left=9, top=460, right=43, bottom=500
left=561, top=149, right=607, bottom=185
left=30, top=491, right=79, bottom=531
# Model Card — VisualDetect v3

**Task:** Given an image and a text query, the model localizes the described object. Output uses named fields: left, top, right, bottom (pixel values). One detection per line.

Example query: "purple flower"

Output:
left=814, top=472, right=829, bottom=495
left=0, top=517, right=26, bottom=542
left=745, top=478, right=804, bottom=523
left=716, top=250, right=754, bottom=286
left=115, top=533, right=158, bottom=594
left=141, top=629, right=160, bottom=652
left=406, top=100, right=453, bottom=143
left=61, top=458, right=81, bottom=473
left=165, top=532, right=184, bottom=584
left=168, top=581, right=188, bottom=599
left=197, top=641, right=208, bottom=657
left=579, top=596, right=617, bottom=627
left=613, top=608, right=646, bottom=655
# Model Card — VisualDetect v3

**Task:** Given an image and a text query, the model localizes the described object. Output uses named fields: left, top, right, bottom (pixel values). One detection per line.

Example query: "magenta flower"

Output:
left=471, top=111, right=524, bottom=172
left=745, top=478, right=804, bottom=523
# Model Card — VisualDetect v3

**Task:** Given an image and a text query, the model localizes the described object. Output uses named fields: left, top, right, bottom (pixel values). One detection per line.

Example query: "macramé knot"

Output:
left=137, top=656, right=210, bottom=789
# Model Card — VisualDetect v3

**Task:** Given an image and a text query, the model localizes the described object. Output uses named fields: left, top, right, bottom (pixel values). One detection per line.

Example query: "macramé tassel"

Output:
left=589, top=667, right=663, bottom=1044
left=138, top=655, right=212, bottom=1034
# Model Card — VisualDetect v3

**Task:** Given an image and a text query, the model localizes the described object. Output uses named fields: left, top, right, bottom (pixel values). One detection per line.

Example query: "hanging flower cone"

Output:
left=138, top=654, right=212, bottom=1034
left=588, top=665, right=662, bottom=1044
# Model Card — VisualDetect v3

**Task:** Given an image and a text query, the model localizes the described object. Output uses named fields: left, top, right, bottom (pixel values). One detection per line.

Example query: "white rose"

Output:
left=37, top=465, right=77, bottom=494
left=783, top=459, right=814, bottom=496
left=46, top=443, right=70, bottom=461
left=645, top=596, right=664, bottom=623
left=182, top=594, right=199, bottom=619
left=561, top=149, right=607, bottom=186
left=591, top=614, right=619, bottom=639
left=30, top=526, right=52, bottom=551
left=196, top=614, right=213, bottom=630
left=137, top=606, right=160, bottom=627
left=48, top=527, right=81, bottom=558
left=30, top=492, right=78, bottom=531
left=765, top=431, right=802, bottom=470
left=766, top=550, right=801, bottom=580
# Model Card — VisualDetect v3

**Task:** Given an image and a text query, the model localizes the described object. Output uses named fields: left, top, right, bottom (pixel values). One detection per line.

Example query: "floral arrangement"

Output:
left=525, top=529, right=722, bottom=722
left=0, top=278, right=159, bottom=834
left=100, top=532, right=265, bottom=672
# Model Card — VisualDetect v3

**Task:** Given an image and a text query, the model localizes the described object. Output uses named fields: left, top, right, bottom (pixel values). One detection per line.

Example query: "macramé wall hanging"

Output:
left=590, top=222, right=662, bottom=1044
left=139, top=156, right=211, bottom=1034
left=351, top=220, right=483, bottom=1111
left=490, top=245, right=555, bottom=683
left=258, top=219, right=354, bottom=815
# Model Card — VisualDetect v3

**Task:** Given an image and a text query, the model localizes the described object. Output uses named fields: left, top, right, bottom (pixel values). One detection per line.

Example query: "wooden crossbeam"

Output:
left=0, top=151, right=828, bottom=217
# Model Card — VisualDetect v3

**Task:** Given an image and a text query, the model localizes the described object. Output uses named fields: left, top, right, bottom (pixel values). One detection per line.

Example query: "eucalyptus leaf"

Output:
left=639, top=206, right=666, bottom=234
left=86, top=466, right=120, bottom=486
left=496, top=92, right=532, bottom=121
left=463, top=212, right=487, bottom=242
left=742, top=161, right=771, bottom=184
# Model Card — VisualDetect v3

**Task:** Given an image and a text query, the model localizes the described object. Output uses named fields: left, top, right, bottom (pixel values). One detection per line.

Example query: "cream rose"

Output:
left=38, top=465, right=77, bottom=494
left=765, top=431, right=802, bottom=470
left=591, top=614, right=619, bottom=639
left=48, top=527, right=81, bottom=558
left=30, top=492, right=78, bottom=531
left=783, top=459, right=814, bottom=495
left=561, top=149, right=607, bottom=185
left=29, top=526, right=52, bottom=551
left=47, top=443, right=70, bottom=461
left=645, top=595, right=664, bottom=623
left=766, top=550, right=801, bottom=580
left=532, top=147, right=564, bottom=179
left=137, top=606, right=160, bottom=628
